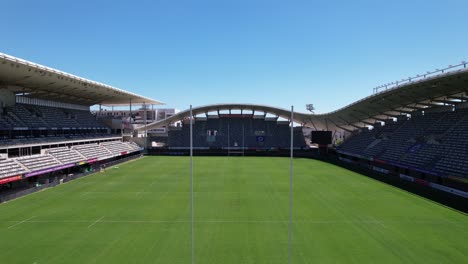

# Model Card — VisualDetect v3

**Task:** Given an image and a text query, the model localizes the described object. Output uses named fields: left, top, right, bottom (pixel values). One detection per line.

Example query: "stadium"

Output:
left=0, top=50, right=467, bottom=263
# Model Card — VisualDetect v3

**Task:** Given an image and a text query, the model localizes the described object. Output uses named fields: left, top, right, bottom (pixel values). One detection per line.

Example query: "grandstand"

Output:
left=337, top=107, right=468, bottom=178
left=0, top=53, right=160, bottom=196
left=164, top=116, right=307, bottom=149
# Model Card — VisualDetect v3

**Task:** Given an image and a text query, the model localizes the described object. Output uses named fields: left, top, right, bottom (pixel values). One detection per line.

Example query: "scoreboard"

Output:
left=311, top=131, right=332, bottom=145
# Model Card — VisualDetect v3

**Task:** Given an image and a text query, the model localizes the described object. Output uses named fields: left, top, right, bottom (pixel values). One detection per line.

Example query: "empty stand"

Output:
left=0, top=103, right=110, bottom=152
left=125, top=142, right=142, bottom=151
left=72, top=144, right=113, bottom=159
left=165, top=117, right=307, bottom=149
left=47, top=147, right=86, bottom=164
left=101, top=141, right=135, bottom=154
left=17, top=154, right=61, bottom=172
left=337, top=108, right=468, bottom=177
left=0, top=159, right=28, bottom=178
left=0, top=141, right=141, bottom=179
left=2, top=103, right=107, bottom=129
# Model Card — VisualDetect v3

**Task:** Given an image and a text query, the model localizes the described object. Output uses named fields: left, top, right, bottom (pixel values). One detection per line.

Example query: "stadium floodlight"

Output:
left=306, top=104, right=315, bottom=113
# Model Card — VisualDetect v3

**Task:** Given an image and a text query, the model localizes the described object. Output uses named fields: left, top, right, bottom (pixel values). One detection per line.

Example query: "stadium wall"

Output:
left=147, top=148, right=317, bottom=157
left=323, top=153, right=468, bottom=213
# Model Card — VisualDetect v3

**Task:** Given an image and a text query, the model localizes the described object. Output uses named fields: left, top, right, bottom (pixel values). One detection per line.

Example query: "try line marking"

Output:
left=6, top=219, right=397, bottom=224
left=7, top=216, right=36, bottom=229
left=87, top=216, right=105, bottom=228
left=6, top=218, right=462, bottom=226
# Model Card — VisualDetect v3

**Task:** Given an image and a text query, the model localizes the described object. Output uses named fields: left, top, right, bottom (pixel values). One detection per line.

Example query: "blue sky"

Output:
left=1, top=0, right=467, bottom=113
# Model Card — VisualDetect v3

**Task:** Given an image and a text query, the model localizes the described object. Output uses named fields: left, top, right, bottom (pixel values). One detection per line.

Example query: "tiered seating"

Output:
left=425, top=111, right=463, bottom=135
left=17, top=154, right=61, bottom=171
left=400, top=144, right=444, bottom=168
left=337, top=107, right=468, bottom=177
left=166, top=117, right=307, bottom=149
left=101, top=141, right=142, bottom=154
left=126, top=142, right=141, bottom=151
left=73, top=144, right=112, bottom=159
left=378, top=114, right=436, bottom=162
left=72, top=109, right=106, bottom=128
left=47, top=147, right=85, bottom=164
left=0, top=141, right=142, bottom=179
left=3, top=104, right=107, bottom=129
left=293, top=127, right=307, bottom=147
left=8, top=104, right=47, bottom=128
left=0, top=159, right=28, bottom=178
left=34, top=105, right=79, bottom=128
left=0, top=114, right=13, bottom=129
left=101, top=141, right=132, bottom=154
left=433, top=114, right=468, bottom=177
left=338, top=129, right=376, bottom=155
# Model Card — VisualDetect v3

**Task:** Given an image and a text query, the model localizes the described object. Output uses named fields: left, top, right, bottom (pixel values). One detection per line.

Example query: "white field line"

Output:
left=22, top=219, right=287, bottom=224
left=4, top=219, right=465, bottom=225
left=7, top=216, right=36, bottom=229
left=87, top=216, right=105, bottom=228
left=81, top=191, right=263, bottom=194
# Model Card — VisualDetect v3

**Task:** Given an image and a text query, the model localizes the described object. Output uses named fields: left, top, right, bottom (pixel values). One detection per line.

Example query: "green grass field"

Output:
left=0, top=156, right=467, bottom=263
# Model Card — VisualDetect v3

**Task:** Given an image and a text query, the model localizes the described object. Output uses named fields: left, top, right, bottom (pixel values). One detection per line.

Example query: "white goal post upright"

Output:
left=190, top=105, right=194, bottom=264
left=288, top=105, right=294, bottom=264
left=188, top=104, right=293, bottom=264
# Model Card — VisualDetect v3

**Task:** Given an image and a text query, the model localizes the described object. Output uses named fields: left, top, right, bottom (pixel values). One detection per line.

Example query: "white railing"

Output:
left=373, top=61, right=468, bottom=94
left=16, top=96, right=89, bottom=111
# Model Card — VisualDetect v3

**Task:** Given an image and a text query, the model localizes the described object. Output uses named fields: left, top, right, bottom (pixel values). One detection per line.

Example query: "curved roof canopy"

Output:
left=136, top=103, right=313, bottom=132
left=137, top=67, right=468, bottom=132
left=0, top=53, right=162, bottom=106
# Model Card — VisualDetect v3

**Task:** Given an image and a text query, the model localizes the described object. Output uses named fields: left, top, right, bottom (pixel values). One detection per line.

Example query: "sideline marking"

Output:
left=7, top=216, right=36, bottom=229
left=87, top=216, right=105, bottom=228
left=5, top=218, right=461, bottom=226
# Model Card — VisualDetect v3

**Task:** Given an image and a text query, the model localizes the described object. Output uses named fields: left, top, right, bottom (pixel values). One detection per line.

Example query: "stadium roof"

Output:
left=0, top=53, right=162, bottom=106
left=137, top=65, right=468, bottom=132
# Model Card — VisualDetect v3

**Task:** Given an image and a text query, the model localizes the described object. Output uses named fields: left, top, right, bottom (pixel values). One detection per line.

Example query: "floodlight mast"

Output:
left=306, top=104, right=315, bottom=113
